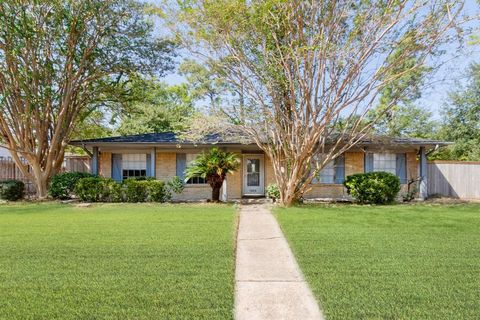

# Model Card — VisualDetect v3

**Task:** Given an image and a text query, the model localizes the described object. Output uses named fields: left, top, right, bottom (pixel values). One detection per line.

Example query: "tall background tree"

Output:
left=368, top=104, right=438, bottom=138
left=434, top=63, right=480, bottom=160
left=0, top=0, right=174, bottom=197
left=172, top=0, right=465, bottom=206
left=116, top=79, right=194, bottom=135
left=179, top=60, right=228, bottom=112
left=367, top=40, right=439, bottom=138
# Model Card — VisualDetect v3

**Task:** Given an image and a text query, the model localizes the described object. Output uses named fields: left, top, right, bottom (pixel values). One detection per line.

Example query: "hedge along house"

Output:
left=70, top=132, right=449, bottom=201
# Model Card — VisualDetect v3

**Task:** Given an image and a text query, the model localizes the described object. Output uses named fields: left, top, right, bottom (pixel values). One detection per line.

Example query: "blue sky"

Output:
left=157, top=0, right=480, bottom=119
left=415, top=0, right=480, bottom=118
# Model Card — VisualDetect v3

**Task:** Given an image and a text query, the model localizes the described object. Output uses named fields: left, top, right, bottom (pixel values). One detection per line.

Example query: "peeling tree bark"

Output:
left=175, top=0, right=465, bottom=206
left=0, top=1, right=173, bottom=198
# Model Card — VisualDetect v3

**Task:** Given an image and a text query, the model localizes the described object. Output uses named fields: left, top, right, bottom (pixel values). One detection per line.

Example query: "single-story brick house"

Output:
left=70, top=132, right=448, bottom=201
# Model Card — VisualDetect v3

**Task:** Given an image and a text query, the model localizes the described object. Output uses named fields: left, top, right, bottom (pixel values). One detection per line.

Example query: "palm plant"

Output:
left=185, top=148, right=240, bottom=202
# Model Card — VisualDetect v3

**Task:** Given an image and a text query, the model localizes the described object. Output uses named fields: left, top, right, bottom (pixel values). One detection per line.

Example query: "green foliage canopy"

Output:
left=0, top=0, right=175, bottom=197
left=116, top=80, right=194, bottom=135
left=435, top=64, right=480, bottom=160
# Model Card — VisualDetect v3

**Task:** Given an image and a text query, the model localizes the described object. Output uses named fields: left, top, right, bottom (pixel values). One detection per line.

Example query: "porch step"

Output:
left=238, top=198, right=273, bottom=205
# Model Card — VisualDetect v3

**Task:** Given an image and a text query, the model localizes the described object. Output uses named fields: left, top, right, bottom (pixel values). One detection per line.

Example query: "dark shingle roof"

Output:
left=70, top=131, right=450, bottom=147
left=70, top=132, right=241, bottom=145
left=357, top=135, right=451, bottom=146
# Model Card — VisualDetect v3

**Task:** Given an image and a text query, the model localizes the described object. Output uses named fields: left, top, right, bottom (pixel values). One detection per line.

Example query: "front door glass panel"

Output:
left=246, top=159, right=260, bottom=186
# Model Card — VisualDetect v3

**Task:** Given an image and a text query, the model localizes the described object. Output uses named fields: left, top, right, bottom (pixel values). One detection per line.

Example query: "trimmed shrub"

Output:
left=124, top=178, right=148, bottom=203
left=0, top=179, right=25, bottom=201
left=75, top=177, right=124, bottom=202
left=146, top=180, right=168, bottom=202
left=266, top=183, right=280, bottom=201
left=129, top=176, right=155, bottom=181
left=96, top=178, right=121, bottom=202
left=105, top=180, right=123, bottom=202
left=74, top=177, right=182, bottom=203
left=344, top=172, right=401, bottom=204
left=75, top=177, right=105, bottom=202
left=49, top=172, right=95, bottom=199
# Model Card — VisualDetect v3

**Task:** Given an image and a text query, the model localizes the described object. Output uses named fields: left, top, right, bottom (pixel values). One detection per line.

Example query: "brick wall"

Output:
left=303, top=151, right=362, bottom=199
left=265, top=156, right=276, bottom=185
left=304, top=184, right=346, bottom=199
left=156, top=152, right=176, bottom=181
left=175, top=185, right=212, bottom=201
left=99, top=152, right=111, bottom=178
left=264, top=152, right=358, bottom=199
left=152, top=152, right=215, bottom=201
left=345, top=151, right=364, bottom=176
left=96, top=149, right=420, bottom=201
left=226, top=151, right=242, bottom=199
left=407, top=151, right=419, bottom=180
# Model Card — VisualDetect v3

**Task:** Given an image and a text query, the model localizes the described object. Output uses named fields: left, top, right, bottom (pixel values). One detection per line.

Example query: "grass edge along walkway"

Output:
left=235, top=204, right=323, bottom=320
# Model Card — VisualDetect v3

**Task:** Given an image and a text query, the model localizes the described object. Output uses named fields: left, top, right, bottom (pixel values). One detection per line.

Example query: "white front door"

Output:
left=243, top=155, right=264, bottom=196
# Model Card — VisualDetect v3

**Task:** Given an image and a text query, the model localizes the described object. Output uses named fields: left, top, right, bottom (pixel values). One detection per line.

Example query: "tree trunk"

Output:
left=273, top=160, right=305, bottom=207
left=30, top=164, right=49, bottom=199
left=281, top=192, right=300, bottom=207
left=34, top=177, right=49, bottom=199
left=212, top=186, right=221, bottom=202
left=207, top=173, right=225, bottom=202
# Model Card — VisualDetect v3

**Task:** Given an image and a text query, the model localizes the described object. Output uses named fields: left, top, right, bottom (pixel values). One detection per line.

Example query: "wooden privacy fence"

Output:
left=427, top=161, right=480, bottom=199
left=0, top=158, right=36, bottom=194
left=63, top=156, right=91, bottom=173
left=0, top=156, right=91, bottom=195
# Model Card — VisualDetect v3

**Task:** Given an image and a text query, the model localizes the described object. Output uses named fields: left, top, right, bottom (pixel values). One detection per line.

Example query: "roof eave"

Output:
left=69, top=141, right=253, bottom=147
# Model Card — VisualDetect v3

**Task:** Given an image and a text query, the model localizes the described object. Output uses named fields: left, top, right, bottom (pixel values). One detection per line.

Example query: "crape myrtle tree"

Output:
left=172, top=0, right=465, bottom=206
left=0, top=0, right=175, bottom=198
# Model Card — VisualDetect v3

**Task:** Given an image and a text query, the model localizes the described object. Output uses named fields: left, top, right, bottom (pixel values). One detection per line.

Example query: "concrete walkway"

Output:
left=234, top=204, right=324, bottom=320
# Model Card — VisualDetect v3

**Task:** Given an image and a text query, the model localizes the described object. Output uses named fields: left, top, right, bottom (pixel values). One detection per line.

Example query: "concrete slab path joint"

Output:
left=234, top=204, right=324, bottom=320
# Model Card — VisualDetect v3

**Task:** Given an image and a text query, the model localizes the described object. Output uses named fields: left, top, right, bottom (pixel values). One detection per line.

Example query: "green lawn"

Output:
left=275, top=204, right=480, bottom=320
left=0, top=203, right=236, bottom=320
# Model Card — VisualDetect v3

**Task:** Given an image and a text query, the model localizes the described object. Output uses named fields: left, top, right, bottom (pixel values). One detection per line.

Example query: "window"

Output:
left=187, top=176, right=206, bottom=184
left=185, top=153, right=206, bottom=185
left=315, top=160, right=335, bottom=184
left=122, top=154, right=146, bottom=180
left=373, top=153, right=396, bottom=174
left=311, top=154, right=345, bottom=184
left=365, top=152, right=407, bottom=183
